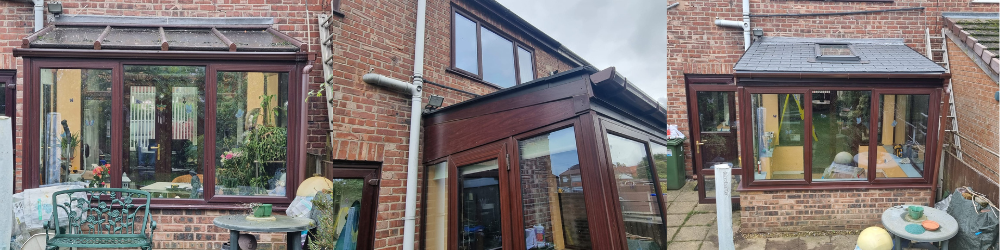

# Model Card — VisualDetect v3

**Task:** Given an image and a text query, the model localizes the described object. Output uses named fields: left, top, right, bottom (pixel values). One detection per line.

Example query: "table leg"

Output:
left=230, top=230, right=240, bottom=250
left=892, top=235, right=901, bottom=250
left=942, top=240, right=948, bottom=250
left=287, top=231, right=303, bottom=250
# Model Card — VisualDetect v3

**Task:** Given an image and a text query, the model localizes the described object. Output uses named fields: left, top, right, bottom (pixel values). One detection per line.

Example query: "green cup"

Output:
left=254, top=204, right=273, bottom=217
left=908, top=206, right=924, bottom=220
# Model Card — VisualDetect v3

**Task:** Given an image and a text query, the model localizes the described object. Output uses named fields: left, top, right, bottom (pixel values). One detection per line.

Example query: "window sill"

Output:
left=445, top=67, right=503, bottom=90
left=147, top=202, right=290, bottom=212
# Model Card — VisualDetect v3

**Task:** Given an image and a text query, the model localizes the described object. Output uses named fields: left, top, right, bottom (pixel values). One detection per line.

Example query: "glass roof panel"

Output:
left=102, top=27, right=161, bottom=48
left=219, top=29, right=297, bottom=50
left=164, top=29, right=226, bottom=50
left=33, top=26, right=105, bottom=47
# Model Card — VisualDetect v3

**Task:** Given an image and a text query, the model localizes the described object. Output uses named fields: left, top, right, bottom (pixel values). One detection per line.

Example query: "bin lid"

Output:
left=666, top=138, right=685, bottom=146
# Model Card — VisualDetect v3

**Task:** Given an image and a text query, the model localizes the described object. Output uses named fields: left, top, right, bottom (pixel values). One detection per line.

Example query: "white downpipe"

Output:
left=33, top=0, right=43, bottom=32
left=714, top=164, right=735, bottom=249
left=713, top=0, right=751, bottom=51
left=402, top=0, right=426, bottom=249
left=742, top=0, right=750, bottom=51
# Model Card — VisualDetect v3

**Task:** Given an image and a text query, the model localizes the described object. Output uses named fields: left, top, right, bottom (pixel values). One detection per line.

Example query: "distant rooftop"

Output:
left=734, top=37, right=946, bottom=74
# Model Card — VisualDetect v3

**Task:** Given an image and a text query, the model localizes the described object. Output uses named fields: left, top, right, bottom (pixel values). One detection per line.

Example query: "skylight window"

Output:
left=814, top=43, right=860, bottom=62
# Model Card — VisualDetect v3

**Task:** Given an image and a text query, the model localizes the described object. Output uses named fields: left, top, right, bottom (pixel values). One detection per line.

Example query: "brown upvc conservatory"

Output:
left=688, top=37, right=951, bottom=232
left=421, top=67, right=669, bottom=249
left=15, top=22, right=313, bottom=209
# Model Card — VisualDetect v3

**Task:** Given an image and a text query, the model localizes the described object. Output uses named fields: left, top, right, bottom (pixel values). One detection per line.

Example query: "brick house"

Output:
left=668, top=0, right=998, bottom=233
left=1, top=0, right=669, bottom=249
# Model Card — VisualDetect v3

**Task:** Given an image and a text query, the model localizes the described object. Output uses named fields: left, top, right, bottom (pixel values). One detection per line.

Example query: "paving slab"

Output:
left=673, top=226, right=711, bottom=242
left=763, top=236, right=834, bottom=250
left=675, top=191, right=700, bottom=201
left=667, top=227, right=679, bottom=242
left=686, top=213, right=716, bottom=226
left=693, top=203, right=715, bottom=212
left=667, top=201, right=697, bottom=214
left=668, top=241, right=702, bottom=250
left=735, top=238, right=767, bottom=250
left=667, top=214, right=686, bottom=227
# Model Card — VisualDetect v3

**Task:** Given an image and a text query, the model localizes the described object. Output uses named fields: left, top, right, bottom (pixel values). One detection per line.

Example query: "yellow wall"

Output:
left=246, top=72, right=280, bottom=126
left=55, top=69, right=82, bottom=171
left=881, top=95, right=896, bottom=145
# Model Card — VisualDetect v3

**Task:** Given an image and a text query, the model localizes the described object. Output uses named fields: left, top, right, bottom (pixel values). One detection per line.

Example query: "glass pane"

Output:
left=606, top=134, right=665, bottom=249
left=650, top=143, right=669, bottom=190
left=454, top=13, right=479, bottom=74
left=517, top=47, right=533, bottom=84
left=704, top=174, right=741, bottom=198
left=481, top=27, right=516, bottom=88
left=219, top=29, right=298, bottom=51
left=164, top=29, right=227, bottom=50
left=519, top=127, right=589, bottom=249
left=811, top=91, right=870, bottom=181
left=123, top=66, right=205, bottom=198
left=103, top=27, right=161, bottom=48
left=39, top=69, right=112, bottom=187
left=696, top=91, right=739, bottom=170
left=33, top=27, right=104, bottom=47
left=875, top=94, right=930, bottom=179
left=215, top=72, right=290, bottom=196
left=424, top=162, right=449, bottom=250
left=311, top=178, right=364, bottom=249
left=458, top=160, right=502, bottom=249
left=751, top=94, right=805, bottom=180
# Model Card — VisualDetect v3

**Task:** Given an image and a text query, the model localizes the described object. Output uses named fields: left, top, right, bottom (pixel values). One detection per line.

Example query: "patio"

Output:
left=665, top=180, right=862, bottom=249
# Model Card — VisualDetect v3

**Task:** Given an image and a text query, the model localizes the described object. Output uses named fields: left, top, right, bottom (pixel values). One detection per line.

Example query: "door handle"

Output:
left=150, top=146, right=160, bottom=160
left=695, top=140, right=705, bottom=154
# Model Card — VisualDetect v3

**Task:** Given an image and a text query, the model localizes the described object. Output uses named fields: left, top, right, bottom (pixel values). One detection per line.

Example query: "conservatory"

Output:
left=14, top=22, right=313, bottom=207
left=421, top=66, right=669, bottom=249
left=687, top=37, right=950, bottom=232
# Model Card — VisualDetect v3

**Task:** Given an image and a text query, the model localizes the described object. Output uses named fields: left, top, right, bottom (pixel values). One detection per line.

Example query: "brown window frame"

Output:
left=740, top=86, right=941, bottom=191
left=449, top=5, right=536, bottom=88
left=597, top=118, right=670, bottom=248
left=318, top=160, right=381, bottom=250
left=23, top=57, right=307, bottom=208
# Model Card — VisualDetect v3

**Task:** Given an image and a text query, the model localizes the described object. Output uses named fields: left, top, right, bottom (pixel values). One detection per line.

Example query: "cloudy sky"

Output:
left=496, top=0, right=667, bottom=106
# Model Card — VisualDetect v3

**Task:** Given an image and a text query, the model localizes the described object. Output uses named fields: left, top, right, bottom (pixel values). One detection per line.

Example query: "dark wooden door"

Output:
left=686, top=76, right=742, bottom=204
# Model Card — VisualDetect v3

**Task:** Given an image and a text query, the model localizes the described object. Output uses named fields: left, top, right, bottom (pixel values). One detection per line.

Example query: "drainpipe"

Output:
left=361, top=0, right=425, bottom=249
left=33, top=0, right=44, bottom=32
left=713, top=0, right=751, bottom=51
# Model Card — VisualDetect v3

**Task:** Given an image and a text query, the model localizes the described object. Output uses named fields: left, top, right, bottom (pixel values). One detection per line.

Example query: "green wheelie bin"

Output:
left=664, top=138, right=686, bottom=190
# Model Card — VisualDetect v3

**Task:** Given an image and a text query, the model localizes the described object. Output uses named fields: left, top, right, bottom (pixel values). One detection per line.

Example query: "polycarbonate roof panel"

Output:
left=219, top=29, right=297, bottom=51
left=33, top=26, right=104, bottom=47
left=102, top=27, right=161, bottom=48
left=163, top=29, right=226, bottom=50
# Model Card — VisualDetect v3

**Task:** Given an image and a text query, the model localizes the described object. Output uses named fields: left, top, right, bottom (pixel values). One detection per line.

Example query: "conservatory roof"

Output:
left=20, top=23, right=305, bottom=52
left=734, top=37, right=948, bottom=78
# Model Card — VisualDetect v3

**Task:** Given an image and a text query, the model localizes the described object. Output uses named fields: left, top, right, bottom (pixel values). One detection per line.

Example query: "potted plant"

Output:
left=215, top=94, right=287, bottom=196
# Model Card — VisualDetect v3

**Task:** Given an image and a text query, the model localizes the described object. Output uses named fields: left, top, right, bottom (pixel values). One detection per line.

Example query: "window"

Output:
left=458, top=160, right=502, bottom=249
left=452, top=9, right=534, bottom=88
left=746, top=88, right=938, bottom=186
left=751, top=93, right=805, bottom=180
left=40, top=68, right=113, bottom=186
left=28, top=62, right=302, bottom=206
left=606, top=134, right=666, bottom=248
left=423, top=161, right=449, bottom=250
left=875, top=94, right=929, bottom=179
left=518, top=127, right=589, bottom=249
left=815, top=44, right=860, bottom=62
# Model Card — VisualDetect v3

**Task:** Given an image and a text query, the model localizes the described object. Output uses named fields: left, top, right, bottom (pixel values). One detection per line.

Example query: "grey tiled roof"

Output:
left=734, top=37, right=947, bottom=74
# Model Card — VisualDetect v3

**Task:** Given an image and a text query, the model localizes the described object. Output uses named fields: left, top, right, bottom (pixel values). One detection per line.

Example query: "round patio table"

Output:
left=880, top=205, right=958, bottom=250
left=213, top=215, right=315, bottom=250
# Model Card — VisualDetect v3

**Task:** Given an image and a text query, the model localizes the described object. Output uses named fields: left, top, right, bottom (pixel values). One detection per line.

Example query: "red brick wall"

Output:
left=945, top=38, right=1000, bottom=184
left=739, top=188, right=933, bottom=233
left=667, top=0, right=998, bottom=178
left=1, top=1, right=578, bottom=249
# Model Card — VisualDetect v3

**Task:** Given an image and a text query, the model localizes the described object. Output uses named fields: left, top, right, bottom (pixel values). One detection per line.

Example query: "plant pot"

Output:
left=254, top=204, right=272, bottom=217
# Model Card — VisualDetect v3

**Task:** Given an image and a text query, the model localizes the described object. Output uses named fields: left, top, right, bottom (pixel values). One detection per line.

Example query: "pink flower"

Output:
left=93, top=166, right=103, bottom=174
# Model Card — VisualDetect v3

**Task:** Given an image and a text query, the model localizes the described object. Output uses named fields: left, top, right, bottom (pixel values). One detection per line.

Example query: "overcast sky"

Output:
left=496, top=0, right=667, bottom=106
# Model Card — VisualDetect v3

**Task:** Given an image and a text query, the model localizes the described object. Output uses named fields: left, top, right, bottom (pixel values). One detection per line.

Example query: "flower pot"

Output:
left=908, top=206, right=924, bottom=220
left=253, top=204, right=272, bottom=217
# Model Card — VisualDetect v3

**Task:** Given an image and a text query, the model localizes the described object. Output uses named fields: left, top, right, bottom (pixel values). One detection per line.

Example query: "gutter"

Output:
left=733, top=72, right=951, bottom=79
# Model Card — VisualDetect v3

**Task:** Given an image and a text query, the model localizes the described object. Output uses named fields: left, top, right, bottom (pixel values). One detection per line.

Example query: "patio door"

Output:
left=686, top=75, right=742, bottom=204
left=450, top=141, right=511, bottom=250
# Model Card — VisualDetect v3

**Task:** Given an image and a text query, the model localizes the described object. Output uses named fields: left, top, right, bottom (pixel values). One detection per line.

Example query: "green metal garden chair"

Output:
left=44, top=188, right=156, bottom=250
